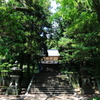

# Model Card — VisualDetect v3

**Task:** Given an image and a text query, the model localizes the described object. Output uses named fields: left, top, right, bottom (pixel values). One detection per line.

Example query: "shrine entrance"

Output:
left=41, top=64, right=60, bottom=72
left=40, top=49, right=61, bottom=72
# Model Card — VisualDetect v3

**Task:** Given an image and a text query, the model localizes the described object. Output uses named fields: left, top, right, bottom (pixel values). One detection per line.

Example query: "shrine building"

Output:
left=40, top=49, right=61, bottom=72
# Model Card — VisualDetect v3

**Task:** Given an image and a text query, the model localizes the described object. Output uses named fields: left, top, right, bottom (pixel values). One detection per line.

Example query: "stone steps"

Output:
left=32, top=86, right=73, bottom=88
left=30, top=72, right=74, bottom=95
left=31, top=87, right=74, bottom=91
left=30, top=91, right=74, bottom=94
left=30, top=86, right=74, bottom=94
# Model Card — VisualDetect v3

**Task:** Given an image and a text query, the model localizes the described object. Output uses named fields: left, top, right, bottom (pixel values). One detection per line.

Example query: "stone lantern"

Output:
left=80, top=67, right=94, bottom=94
left=6, top=61, right=21, bottom=95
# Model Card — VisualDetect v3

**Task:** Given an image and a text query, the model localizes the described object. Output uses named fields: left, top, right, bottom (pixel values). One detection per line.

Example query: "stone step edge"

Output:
left=31, top=88, right=73, bottom=89
left=30, top=91, right=74, bottom=94
left=31, top=87, right=73, bottom=90
left=31, top=88, right=75, bottom=91
left=31, top=91, right=74, bottom=92
left=32, top=87, right=72, bottom=88
left=31, top=88, right=73, bottom=90
left=32, top=86, right=72, bottom=88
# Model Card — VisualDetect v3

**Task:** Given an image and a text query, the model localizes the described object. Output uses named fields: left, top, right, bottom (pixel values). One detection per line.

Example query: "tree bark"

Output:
left=96, top=78, right=100, bottom=93
left=18, top=52, right=24, bottom=94
left=26, top=54, right=31, bottom=86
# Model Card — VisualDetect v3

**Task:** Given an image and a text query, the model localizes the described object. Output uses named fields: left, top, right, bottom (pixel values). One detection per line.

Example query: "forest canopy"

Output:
left=0, top=0, right=100, bottom=92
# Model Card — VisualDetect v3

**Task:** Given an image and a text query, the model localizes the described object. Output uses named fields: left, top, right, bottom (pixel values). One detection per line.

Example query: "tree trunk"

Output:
left=96, top=78, right=100, bottom=93
left=26, top=54, right=31, bottom=86
left=32, top=61, right=35, bottom=73
left=18, top=52, right=24, bottom=94
left=92, top=0, right=100, bottom=23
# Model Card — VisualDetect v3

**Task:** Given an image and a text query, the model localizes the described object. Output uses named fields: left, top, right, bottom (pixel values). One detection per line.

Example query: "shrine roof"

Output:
left=47, top=49, right=60, bottom=56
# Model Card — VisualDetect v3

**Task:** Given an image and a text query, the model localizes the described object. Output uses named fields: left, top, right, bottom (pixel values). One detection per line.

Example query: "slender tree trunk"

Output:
left=92, top=0, right=100, bottom=23
left=32, top=61, right=35, bottom=73
left=95, top=65, right=100, bottom=94
left=26, top=54, right=31, bottom=86
left=19, top=58, right=23, bottom=87
left=96, top=78, right=100, bottom=93
left=18, top=52, right=24, bottom=94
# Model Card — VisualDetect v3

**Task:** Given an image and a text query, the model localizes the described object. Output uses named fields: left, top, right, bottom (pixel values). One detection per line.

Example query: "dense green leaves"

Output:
left=0, top=0, right=51, bottom=55
left=49, top=0, right=100, bottom=76
left=0, top=0, right=52, bottom=73
left=0, top=0, right=52, bottom=87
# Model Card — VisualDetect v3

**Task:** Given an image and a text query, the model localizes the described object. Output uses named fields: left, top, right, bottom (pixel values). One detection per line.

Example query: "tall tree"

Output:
left=53, top=0, right=100, bottom=70
left=51, top=0, right=100, bottom=92
left=0, top=0, right=51, bottom=89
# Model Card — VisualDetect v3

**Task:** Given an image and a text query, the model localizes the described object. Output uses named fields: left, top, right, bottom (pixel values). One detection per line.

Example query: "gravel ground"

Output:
left=0, top=93, right=100, bottom=100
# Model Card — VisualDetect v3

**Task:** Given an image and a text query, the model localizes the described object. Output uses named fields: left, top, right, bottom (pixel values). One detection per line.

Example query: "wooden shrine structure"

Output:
left=40, top=49, right=61, bottom=72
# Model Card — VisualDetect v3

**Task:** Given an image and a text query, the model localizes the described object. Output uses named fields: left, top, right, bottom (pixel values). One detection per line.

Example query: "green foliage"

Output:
left=0, top=0, right=52, bottom=84
left=0, top=62, right=12, bottom=72
left=48, top=0, right=100, bottom=78
left=0, top=0, right=51, bottom=61
left=91, top=97, right=100, bottom=100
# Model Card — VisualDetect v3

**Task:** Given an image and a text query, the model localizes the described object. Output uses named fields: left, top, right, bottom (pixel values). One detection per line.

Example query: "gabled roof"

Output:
left=47, top=49, right=60, bottom=56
